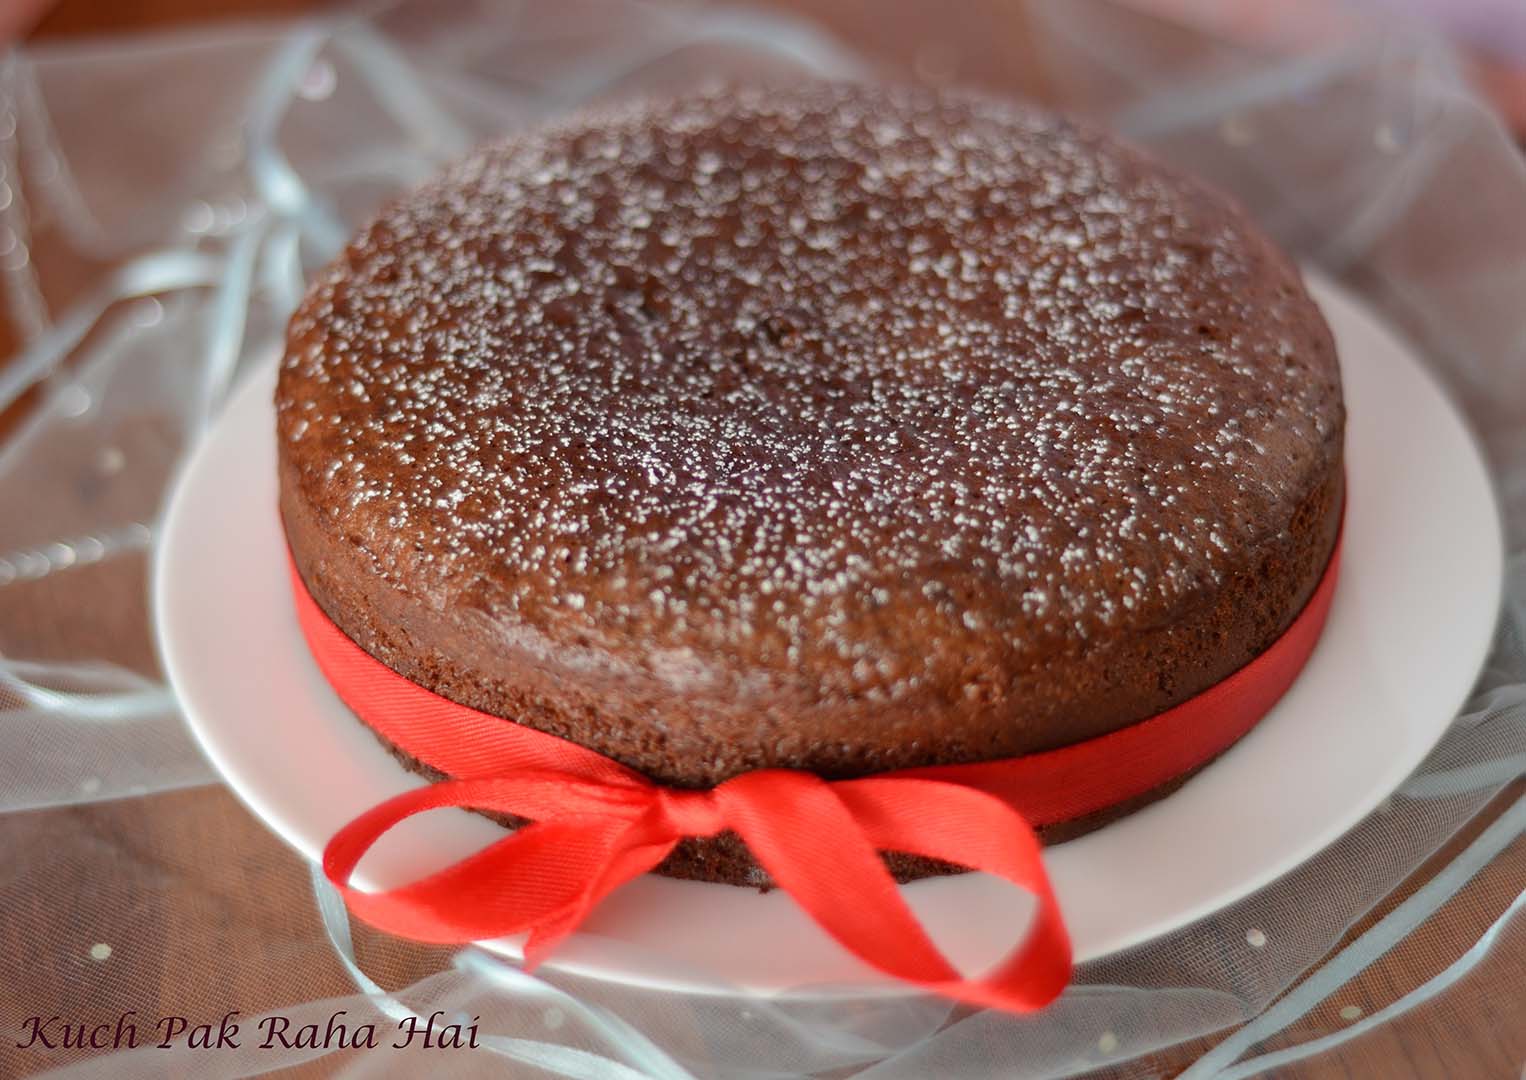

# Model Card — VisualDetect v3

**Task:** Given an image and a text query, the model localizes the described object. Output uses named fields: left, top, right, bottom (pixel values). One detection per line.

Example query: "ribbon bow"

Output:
left=297, top=525, right=1339, bottom=1014
left=325, top=765, right=1068, bottom=1011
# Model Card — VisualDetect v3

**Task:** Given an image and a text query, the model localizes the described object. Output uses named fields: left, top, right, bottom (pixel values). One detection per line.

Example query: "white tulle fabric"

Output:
left=1, top=2, right=1523, bottom=1077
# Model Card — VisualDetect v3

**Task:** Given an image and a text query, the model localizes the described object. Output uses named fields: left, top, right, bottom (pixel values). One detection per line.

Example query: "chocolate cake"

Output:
left=277, top=82, right=1344, bottom=886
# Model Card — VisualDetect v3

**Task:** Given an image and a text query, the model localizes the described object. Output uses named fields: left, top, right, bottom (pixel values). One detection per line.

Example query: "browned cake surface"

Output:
left=277, top=82, right=1344, bottom=886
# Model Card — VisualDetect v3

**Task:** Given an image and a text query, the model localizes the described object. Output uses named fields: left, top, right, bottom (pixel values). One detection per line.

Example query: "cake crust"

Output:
left=277, top=83, right=1344, bottom=883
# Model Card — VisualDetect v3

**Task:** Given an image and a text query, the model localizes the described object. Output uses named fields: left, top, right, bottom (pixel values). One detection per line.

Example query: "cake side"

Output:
left=280, top=454, right=1341, bottom=783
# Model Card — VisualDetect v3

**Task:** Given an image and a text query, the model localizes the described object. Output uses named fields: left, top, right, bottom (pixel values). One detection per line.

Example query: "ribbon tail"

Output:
left=718, top=770, right=1071, bottom=1013
left=717, top=771, right=963, bottom=982
left=837, top=776, right=1072, bottom=1011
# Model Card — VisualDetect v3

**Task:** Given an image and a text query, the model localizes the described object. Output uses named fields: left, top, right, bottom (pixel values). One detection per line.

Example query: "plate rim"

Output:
left=155, top=273, right=1505, bottom=997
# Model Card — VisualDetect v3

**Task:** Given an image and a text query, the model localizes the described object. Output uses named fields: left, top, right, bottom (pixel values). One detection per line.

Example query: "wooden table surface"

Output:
left=3, top=2, right=1524, bottom=1078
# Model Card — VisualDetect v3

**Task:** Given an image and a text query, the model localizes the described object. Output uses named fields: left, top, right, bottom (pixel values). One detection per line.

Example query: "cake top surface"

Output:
left=278, top=81, right=1342, bottom=698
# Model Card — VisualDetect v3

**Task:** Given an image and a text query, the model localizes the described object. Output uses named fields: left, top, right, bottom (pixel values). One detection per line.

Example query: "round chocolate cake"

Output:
left=277, top=82, right=1344, bottom=886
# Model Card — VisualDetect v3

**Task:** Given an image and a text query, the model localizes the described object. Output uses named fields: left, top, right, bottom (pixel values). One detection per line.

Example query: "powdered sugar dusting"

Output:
left=278, top=82, right=1341, bottom=698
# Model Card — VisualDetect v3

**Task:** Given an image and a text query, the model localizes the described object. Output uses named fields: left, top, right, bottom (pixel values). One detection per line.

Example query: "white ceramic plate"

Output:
left=156, top=277, right=1503, bottom=997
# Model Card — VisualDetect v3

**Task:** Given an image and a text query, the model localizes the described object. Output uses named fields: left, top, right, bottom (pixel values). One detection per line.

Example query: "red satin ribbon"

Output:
left=299, top=531, right=1341, bottom=1014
